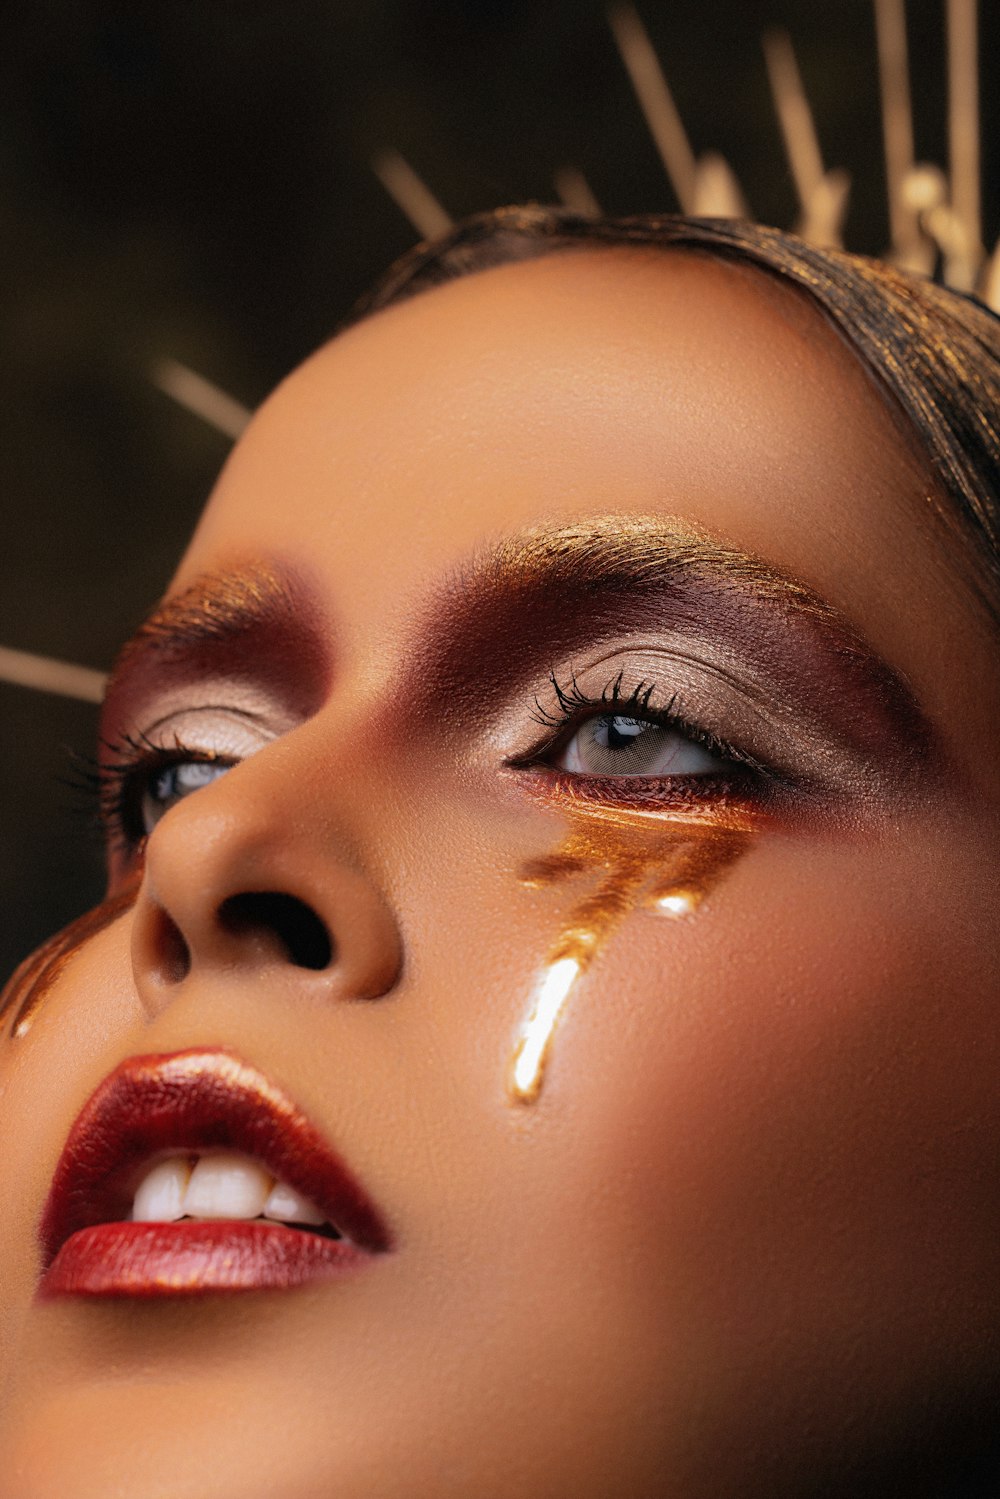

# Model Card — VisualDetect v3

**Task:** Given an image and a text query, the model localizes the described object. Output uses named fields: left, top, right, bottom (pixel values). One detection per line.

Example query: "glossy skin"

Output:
left=2, top=249, right=999, bottom=1497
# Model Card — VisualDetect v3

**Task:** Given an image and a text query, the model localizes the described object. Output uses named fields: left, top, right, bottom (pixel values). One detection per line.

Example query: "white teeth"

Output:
left=182, top=1153, right=273, bottom=1220
left=263, top=1181, right=327, bottom=1226
left=129, top=1151, right=331, bottom=1230
left=132, top=1156, right=192, bottom=1223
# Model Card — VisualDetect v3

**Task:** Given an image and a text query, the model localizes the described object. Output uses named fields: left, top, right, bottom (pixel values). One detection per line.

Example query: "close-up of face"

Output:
left=1, top=241, right=999, bottom=1498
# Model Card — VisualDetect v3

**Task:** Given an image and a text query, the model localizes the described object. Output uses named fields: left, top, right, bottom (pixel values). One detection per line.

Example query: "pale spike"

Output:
left=608, top=3, right=697, bottom=213
left=873, top=0, right=924, bottom=267
left=903, top=162, right=977, bottom=291
left=692, top=151, right=749, bottom=218
left=0, top=645, right=107, bottom=704
left=800, top=168, right=852, bottom=251
left=762, top=30, right=848, bottom=249
left=372, top=150, right=454, bottom=241
left=925, top=201, right=978, bottom=292
left=947, top=0, right=983, bottom=272
left=901, top=162, right=949, bottom=216
left=980, top=239, right=1000, bottom=314
left=763, top=30, right=824, bottom=209
left=553, top=165, right=602, bottom=217
left=152, top=359, right=252, bottom=441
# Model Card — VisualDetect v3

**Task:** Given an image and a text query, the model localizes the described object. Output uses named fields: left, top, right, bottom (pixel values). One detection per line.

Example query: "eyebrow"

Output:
left=101, top=562, right=330, bottom=734
left=407, top=516, right=935, bottom=763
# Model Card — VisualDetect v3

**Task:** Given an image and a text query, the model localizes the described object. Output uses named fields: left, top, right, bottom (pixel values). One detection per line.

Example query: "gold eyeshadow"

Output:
left=508, top=802, right=756, bottom=1103
left=0, top=874, right=142, bottom=1040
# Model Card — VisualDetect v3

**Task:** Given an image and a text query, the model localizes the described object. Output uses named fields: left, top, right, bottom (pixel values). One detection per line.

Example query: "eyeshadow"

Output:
left=101, top=561, right=332, bottom=745
left=408, top=516, right=937, bottom=784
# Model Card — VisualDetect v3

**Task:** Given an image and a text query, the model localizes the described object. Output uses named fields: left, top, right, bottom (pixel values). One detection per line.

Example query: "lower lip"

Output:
left=39, top=1221, right=373, bottom=1299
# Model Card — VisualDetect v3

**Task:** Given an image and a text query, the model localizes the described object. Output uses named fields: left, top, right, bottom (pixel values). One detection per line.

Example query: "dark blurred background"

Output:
left=1, top=0, right=997, bottom=982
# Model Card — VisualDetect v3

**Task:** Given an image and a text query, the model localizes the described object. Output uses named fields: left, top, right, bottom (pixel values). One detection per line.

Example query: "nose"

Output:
left=129, top=731, right=403, bottom=1016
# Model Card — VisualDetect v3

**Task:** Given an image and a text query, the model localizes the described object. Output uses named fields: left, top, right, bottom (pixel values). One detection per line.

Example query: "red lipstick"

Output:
left=38, top=1048, right=391, bottom=1299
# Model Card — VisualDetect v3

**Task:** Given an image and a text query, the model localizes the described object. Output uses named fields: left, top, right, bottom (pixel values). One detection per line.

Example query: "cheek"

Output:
left=0, top=926, right=140, bottom=1372
left=540, top=827, right=1000, bottom=1453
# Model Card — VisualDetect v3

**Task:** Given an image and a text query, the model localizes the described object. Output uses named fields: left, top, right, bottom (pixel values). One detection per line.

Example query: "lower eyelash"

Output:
left=539, top=765, right=772, bottom=817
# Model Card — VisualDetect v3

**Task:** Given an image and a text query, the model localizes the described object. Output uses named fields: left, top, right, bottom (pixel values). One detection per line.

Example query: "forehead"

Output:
left=179, top=248, right=980, bottom=693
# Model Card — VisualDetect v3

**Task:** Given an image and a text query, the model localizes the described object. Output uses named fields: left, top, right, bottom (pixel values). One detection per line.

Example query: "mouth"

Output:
left=38, top=1048, right=392, bottom=1299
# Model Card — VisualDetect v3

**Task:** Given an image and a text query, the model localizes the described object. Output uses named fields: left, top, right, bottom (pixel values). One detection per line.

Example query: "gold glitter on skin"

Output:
left=509, top=804, right=754, bottom=1103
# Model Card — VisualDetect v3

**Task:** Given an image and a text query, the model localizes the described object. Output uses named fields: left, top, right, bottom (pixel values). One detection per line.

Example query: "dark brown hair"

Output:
left=352, top=204, right=1000, bottom=624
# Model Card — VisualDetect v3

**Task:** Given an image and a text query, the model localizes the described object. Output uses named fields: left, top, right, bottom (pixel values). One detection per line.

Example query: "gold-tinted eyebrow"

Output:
left=408, top=516, right=935, bottom=761
left=448, top=516, right=857, bottom=635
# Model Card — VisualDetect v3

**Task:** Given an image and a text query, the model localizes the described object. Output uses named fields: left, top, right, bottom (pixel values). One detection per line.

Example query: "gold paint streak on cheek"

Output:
left=507, top=811, right=753, bottom=1104
left=645, top=828, right=752, bottom=916
left=0, top=870, right=143, bottom=1040
left=509, top=862, right=645, bottom=1104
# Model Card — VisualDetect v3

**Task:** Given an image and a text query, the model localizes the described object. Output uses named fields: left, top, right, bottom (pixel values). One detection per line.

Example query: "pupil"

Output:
left=176, top=762, right=222, bottom=792
left=153, top=760, right=225, bottom=807
left=153, top=767, right=177, bottom=803
left=142, top=758, right=232, bottom=836
left=604, top=715, right=646, bottom=750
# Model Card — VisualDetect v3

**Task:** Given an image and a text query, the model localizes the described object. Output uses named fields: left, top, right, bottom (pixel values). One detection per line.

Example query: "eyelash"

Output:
left=523, top=668, right=770, bottom=784
left=79, top=733, right=234, bottom=852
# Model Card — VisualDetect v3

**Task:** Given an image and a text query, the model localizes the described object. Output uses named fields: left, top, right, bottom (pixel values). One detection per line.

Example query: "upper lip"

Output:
left=40, top=1047, right=392, bottom=1265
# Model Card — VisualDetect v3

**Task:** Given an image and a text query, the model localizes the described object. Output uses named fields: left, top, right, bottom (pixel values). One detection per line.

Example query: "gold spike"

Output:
left=763, top=30, right=824, bottom=208
left=902, top=161, right=949, bottom=217
left=372, top=150, right=454, bottom=241
left=903, top=162, right=978, bottom=291
left=608, top=3, right=697, bottom=213
left=802, top=167, right=852, bottom=250
left=926, top=202, right=977, bottom=291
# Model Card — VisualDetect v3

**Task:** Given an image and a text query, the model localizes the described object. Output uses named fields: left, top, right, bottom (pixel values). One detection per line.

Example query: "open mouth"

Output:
left=130, top=1149, right=343, bottom=1235
left=38, top=1048, right=392, bottom=1299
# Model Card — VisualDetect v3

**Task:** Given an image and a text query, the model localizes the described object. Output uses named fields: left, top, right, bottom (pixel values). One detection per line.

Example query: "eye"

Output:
left=93, top=736, right=240, bottom=849
left=524, top=670, right=745, bottom=786
left=94, top=705, right=281, bottom=853
left=554, top=713, right=724, bottom=777
left=141, top=757, right=234, bottom=831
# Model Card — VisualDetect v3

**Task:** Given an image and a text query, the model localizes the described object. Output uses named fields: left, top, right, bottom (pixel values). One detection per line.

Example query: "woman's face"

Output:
left=2, top=249, right=999, bottom=1499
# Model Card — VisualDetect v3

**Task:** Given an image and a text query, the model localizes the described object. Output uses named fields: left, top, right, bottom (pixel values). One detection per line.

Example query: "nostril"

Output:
left=152, top=906, right=192, bottom=985
left=219, top=892, right=333, bottom=971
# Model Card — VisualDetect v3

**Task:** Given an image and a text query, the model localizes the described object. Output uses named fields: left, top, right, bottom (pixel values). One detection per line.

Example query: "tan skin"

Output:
left=1, top=248, right=999, bottom=1497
